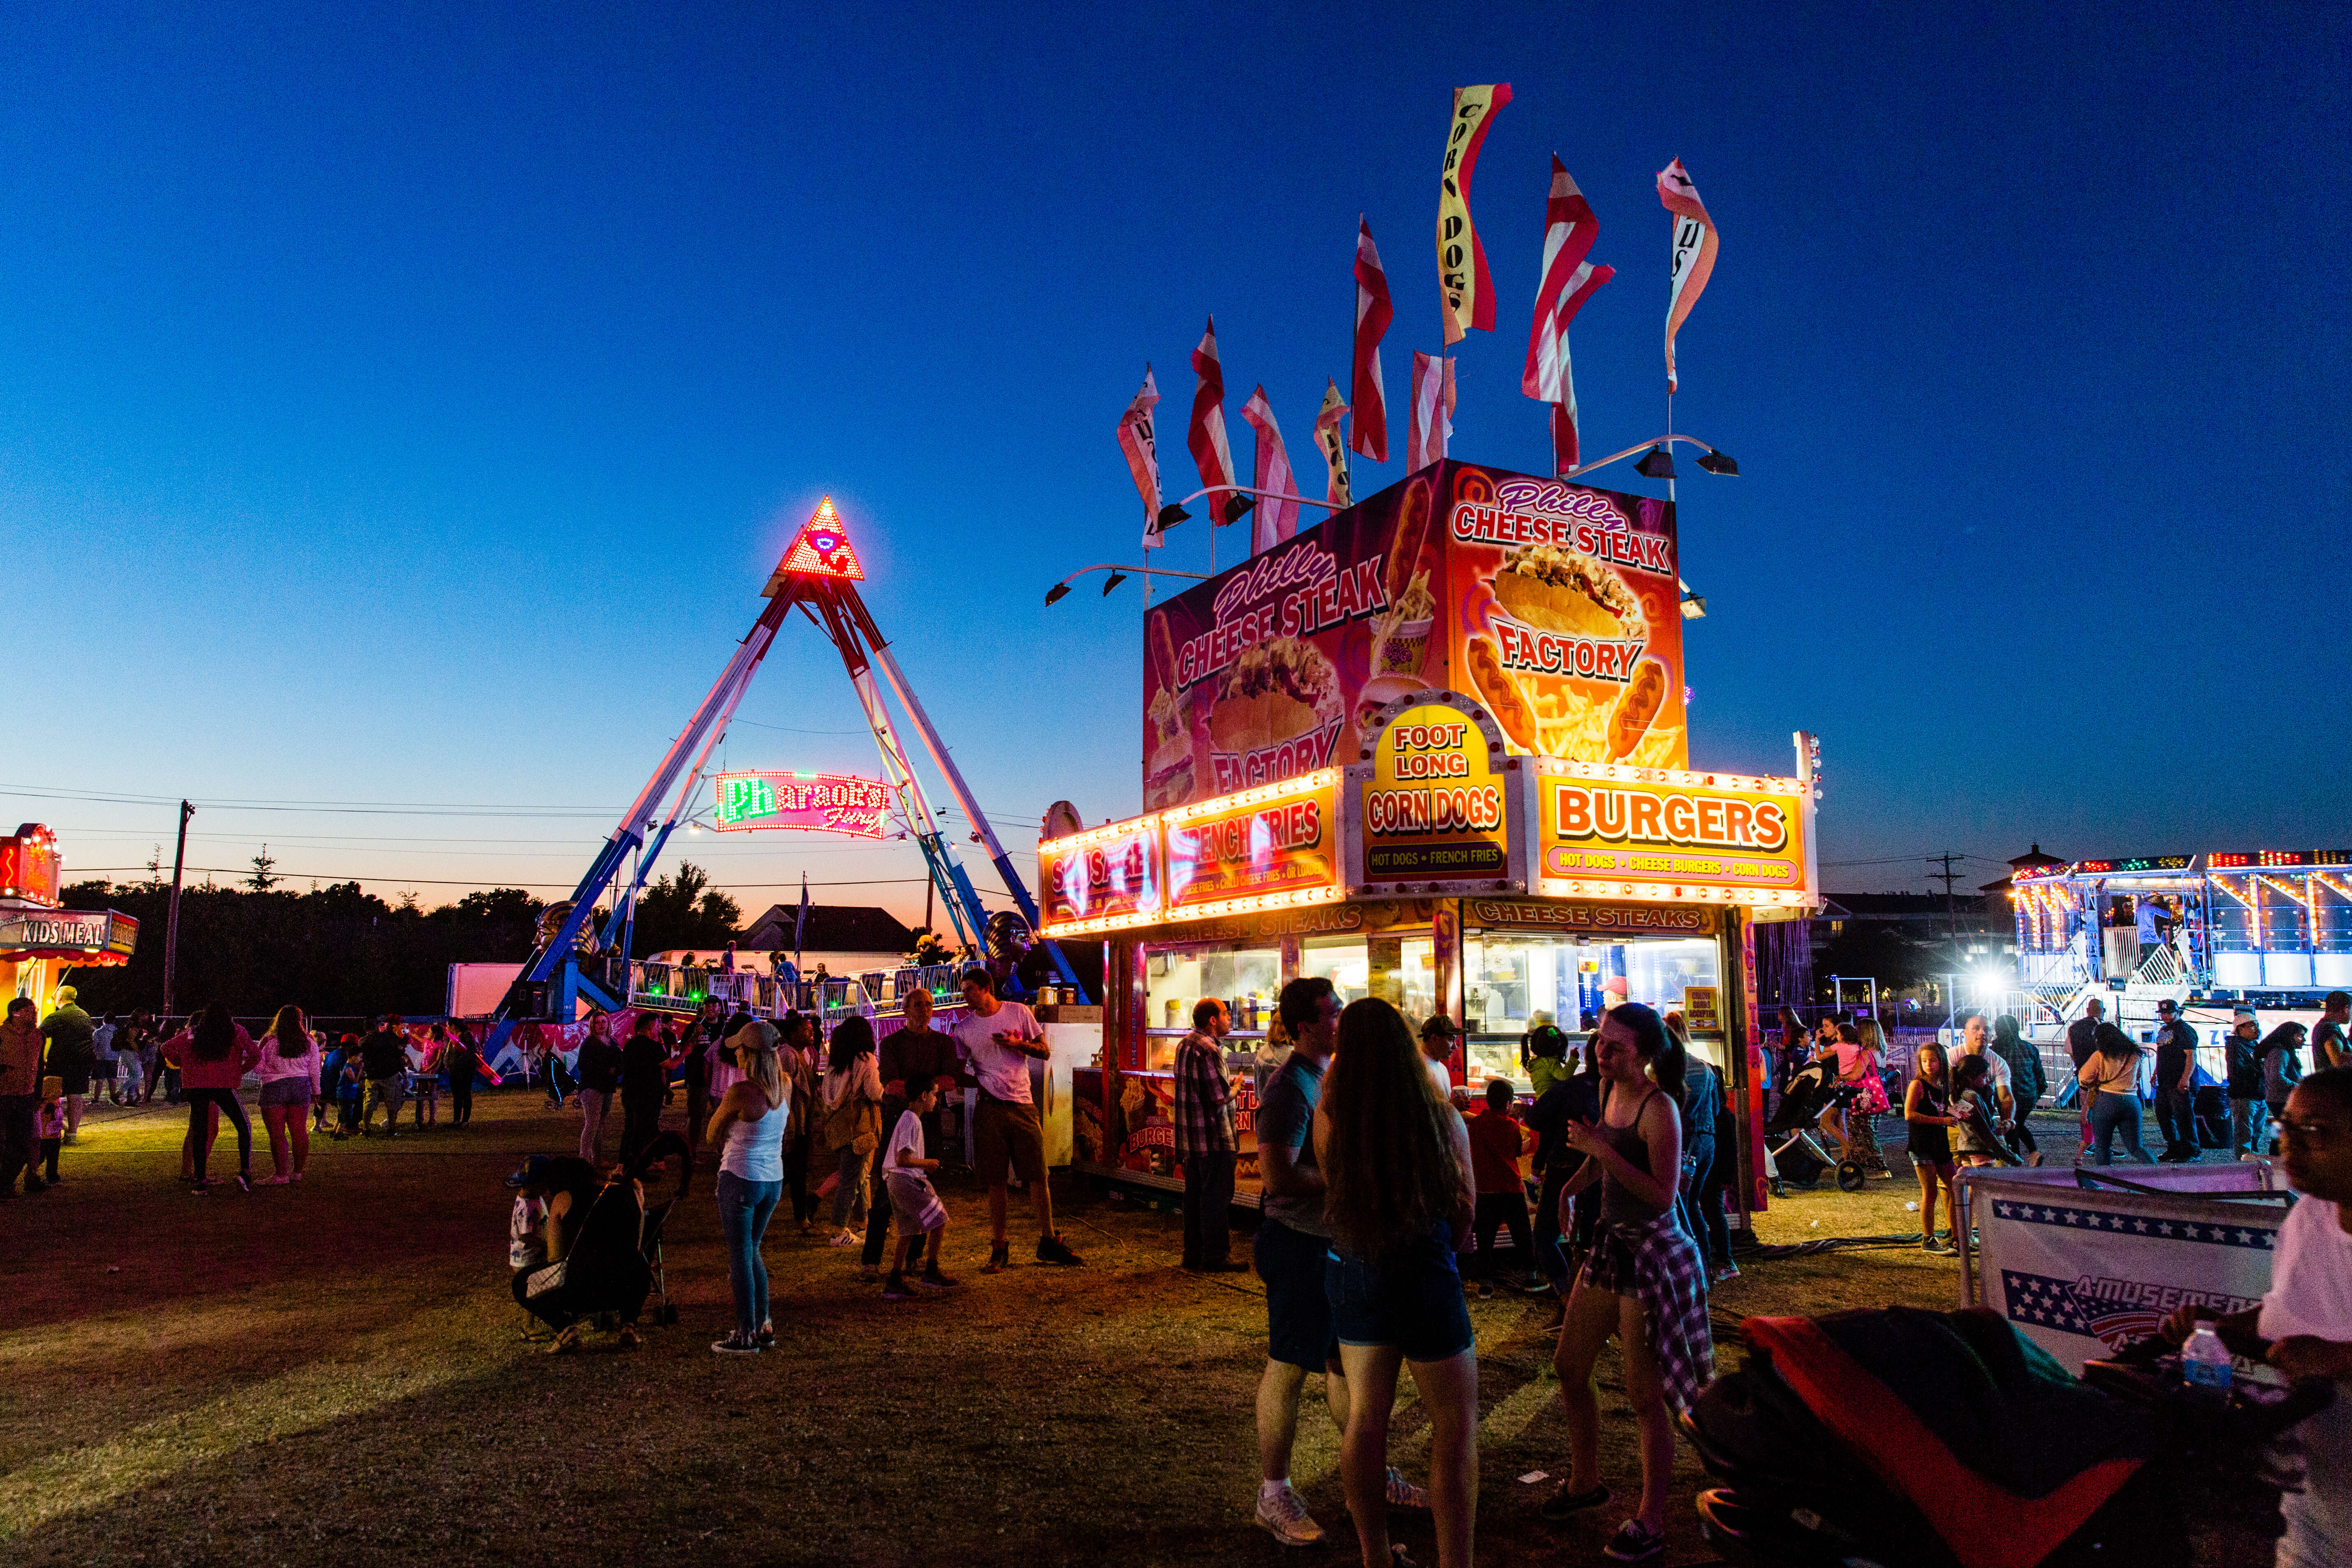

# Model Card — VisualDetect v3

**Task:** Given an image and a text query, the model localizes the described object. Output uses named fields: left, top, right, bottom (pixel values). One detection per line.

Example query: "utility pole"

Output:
left=1928, top=851, right=1963, bottom=978
left=162, top=799, right=194, bottom=1017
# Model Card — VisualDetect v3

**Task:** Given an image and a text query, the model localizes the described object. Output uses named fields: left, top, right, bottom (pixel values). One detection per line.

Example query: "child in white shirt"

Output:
left=882, top=1077, right=956, bottom=1301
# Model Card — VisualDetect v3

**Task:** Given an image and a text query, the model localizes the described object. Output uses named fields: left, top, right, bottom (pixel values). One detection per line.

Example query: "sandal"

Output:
left=548, top=1325, right=583, bottom=1355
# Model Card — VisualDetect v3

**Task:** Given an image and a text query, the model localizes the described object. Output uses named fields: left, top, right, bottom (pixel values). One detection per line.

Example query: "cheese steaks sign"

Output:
left=1351, top=693, right=1524, bottom=895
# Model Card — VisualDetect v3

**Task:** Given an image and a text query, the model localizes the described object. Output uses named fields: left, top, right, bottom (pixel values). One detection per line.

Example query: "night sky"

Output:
left=5, top=3, right=2344, bottom=923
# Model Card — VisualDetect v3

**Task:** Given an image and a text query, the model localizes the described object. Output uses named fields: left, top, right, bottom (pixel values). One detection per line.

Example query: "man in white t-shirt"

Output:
left=1953, top=1012, right=2016, bottom=1128
left=2163, top=1068, right=2352, bottom=1568
left=952, top=966, right=1082, bottom=1273
left=1420, top=1015, right=1459, bottom=1102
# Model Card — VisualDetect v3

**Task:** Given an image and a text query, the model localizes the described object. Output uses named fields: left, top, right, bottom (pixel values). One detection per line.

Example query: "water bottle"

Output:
left=2183, top=1322, right=2233, bottom=1393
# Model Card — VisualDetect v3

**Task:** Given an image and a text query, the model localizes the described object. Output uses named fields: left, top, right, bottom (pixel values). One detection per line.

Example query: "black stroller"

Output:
left=1684, top=1305, right=2332, bottom=1568
left=1763, top=1062, right=1866, bottom=1193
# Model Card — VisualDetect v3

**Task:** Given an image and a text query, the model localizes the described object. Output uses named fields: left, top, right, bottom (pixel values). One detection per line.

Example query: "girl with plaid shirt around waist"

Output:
left=1541, top=1002, right=1713, bottom=1565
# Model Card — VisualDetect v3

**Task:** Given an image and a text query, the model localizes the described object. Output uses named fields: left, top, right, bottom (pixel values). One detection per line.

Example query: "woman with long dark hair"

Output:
left=250, top=1005, right=320, bottom=1184
left=440, top=1021, right=487, bottom=1128
left=1314, top=998, right=1476, bottom=1568
left=820, top=1013, right=883, bottom=1245
left=167, top=1002, right=261, bottom=1192
left=2078, top=1022, right=2155, bottom=1167
left=1541, top=1003, right=1712, bottom=1563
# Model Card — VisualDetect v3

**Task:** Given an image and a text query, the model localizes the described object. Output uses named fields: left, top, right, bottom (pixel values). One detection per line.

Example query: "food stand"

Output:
left=1049, top=461, right=1821, bottom=1219
left=0, top=825, right=140, bottom=1011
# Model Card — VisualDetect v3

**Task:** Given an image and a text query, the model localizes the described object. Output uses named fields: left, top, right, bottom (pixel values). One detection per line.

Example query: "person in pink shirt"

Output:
left=166, top=1001, right=263, bottom=1192
left=251, top=1005, right=322, bottom=1184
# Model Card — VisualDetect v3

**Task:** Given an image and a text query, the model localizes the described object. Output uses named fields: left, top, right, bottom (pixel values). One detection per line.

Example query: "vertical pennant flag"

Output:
left=1118, top=366, right=1167, bottom=550
left=794, top=871, right=810, bottom=960
left=1407, top=351, right=1455, bottom=471
left=1188, top=317, right=1243, bottom=524
left=1522, top=155, right=1615, bottom=474
left=1657, top=158, right=1719, bottom=394
left=1313, top=379, right=1353, bottom=508
left=1238, top=387, right=1298, bottom=555
left=1437, top=83, right=1513, bottom=344
left=1351, top=220, right=1393, bottom=462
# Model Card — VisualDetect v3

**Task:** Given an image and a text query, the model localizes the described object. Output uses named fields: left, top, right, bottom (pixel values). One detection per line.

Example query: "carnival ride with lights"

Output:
left=2007, top=850, right=2352, bottom=1043
left=480, top=500, right=1084, bottom=1063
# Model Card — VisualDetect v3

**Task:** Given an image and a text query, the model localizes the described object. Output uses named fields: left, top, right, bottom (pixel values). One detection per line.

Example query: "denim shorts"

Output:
left=1256, top=1219, right=1339, bottom=1372
left=1325, top=1223, right=1474, bottom=1364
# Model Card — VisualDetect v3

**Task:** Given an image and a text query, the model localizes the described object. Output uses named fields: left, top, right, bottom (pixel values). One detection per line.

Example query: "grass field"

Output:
left=0, top=1091, right=2205, bottom=1566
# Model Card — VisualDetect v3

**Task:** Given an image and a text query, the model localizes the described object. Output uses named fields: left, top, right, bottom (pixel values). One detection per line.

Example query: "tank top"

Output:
left=1598, top=1084, right=1670, bottom=1227
left=720, top=1085, right=789, bottom=1182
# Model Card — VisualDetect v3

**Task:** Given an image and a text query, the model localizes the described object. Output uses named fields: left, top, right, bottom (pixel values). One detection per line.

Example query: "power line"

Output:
left=67, top=867, right=1014, bottom=895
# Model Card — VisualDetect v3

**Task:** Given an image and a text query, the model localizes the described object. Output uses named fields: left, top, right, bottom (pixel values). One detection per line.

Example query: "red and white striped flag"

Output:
left=1351, top=220, right=1393, bottom=463
left=1239, top=386, right=1299, bottom=554
left=1657, top=158, right=1719, bottom=395
left=1312, top=379, right=1352, bottom=509
left=1119, top=366, right=1166, bottom=550
left=1188, top=317, right=1242, bottom=524
left=1522, top=156, right=1615, bottom=473
left=1408, top=352, right=1455, bottom=472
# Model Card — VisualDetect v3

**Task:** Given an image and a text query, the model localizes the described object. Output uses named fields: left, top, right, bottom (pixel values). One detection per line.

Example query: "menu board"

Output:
left=1037, top=816, right=1165, bottom=935
left=1532, top=761, right=1811, bottom=906
left=1163, top=771, right=1343, bottom=919
left=1353, top=693, right=1521, bottom=894
left=1143, top=461, right=1685, bottom=814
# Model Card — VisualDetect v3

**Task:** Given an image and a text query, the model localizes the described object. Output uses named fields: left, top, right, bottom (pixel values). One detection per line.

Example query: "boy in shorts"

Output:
left=881, top=1077, right=957, bottom=1302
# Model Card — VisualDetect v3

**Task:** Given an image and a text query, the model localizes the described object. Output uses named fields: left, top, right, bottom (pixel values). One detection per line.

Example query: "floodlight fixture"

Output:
left=1634, top=445, right=1676, bottom=480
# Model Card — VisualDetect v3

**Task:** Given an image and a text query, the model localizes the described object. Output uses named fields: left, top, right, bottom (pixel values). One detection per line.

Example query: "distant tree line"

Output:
left=55, top=862, right=744, bottom=1020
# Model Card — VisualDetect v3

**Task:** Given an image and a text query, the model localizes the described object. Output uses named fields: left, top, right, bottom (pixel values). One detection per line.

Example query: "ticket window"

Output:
left=1143, top=943, right=1281, bottom=1067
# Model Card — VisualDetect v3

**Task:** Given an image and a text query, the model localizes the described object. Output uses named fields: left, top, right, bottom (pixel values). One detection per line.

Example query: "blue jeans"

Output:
left=716, top=1172, right=782, bottom=1339
left=2086, top=1091, right=2155, bottom=1166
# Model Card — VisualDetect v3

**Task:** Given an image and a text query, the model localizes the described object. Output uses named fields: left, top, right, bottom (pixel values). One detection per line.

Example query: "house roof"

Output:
left=739, top=903, right=916, bottom=954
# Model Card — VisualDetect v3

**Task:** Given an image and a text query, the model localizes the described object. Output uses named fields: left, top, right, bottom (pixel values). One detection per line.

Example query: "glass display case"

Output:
left=1142, top=940, right=1281, bottom=1067
left=1458, top=932, right=1724, bottom=1089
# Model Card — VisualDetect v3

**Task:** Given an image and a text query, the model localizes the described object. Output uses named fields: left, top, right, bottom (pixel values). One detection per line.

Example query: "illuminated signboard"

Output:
left=712, top=771, right=890, bottom=838
left=1354, top=695, right=1520, bottom=892
left=1037, top=815, right=1164, bottom=936
left=0, top=908, right=135, bottom=958
left=762, top=496, right=865, bottom=593
left=1163, top=769, right=1343, bottom=922
left=2071, top=855, right=2194, bottom=875
left=0, top=825, right=62, bottom=906
left=1530, top=759, right=1813, bottom=908
left=2208, top=851, right=2352, bottom=870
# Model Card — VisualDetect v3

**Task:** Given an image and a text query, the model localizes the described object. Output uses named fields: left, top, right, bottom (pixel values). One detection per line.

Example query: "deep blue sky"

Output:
left=5, top=2, right=2345, bottom=925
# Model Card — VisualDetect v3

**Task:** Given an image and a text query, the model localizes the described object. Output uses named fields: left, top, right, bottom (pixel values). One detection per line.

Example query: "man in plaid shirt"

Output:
left=1175, top=998, right=1240, bottom=1272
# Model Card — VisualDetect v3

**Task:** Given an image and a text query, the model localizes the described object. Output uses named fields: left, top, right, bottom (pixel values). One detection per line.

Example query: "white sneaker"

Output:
left=1255, top=1483, right=1323, bottom=1546
left=829, top=1230, right=860, bottom=1247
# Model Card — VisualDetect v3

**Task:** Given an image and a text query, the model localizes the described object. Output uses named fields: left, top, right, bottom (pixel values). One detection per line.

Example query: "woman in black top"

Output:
left=1904, top=1042, right=1962, bottom=1254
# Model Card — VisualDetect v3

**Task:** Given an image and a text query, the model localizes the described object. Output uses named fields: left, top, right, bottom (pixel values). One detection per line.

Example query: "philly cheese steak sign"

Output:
left=1350, top=691, right=1523, bottom=894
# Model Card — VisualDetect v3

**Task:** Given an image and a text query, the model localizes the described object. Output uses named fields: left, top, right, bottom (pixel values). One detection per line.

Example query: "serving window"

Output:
left=1459, top=930, right=1724, bottom=1089
left=1143, top=940, right=1280, bottom=1067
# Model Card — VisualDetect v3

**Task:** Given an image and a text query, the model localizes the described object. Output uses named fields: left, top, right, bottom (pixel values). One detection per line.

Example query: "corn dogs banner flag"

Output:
left=1189, top=317, right=1244, bottom=525
left=1523, top=156, right=1615, bottom=474
left=1437, top=83, right=1512, bottom=345
left=1120, top=366, right=1166, bottom=550
left=1239, top=385, right=1300, bottom=556
left=1657, top=158, right=1719, bottom=395
left=1314, top=380, right=1352, bottom=509
left=1351, top=220, right=1393, bottom=462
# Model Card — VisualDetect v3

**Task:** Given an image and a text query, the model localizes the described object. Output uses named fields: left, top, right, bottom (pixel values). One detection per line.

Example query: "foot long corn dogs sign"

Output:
left=1142, top=461, right=1685, bottom=815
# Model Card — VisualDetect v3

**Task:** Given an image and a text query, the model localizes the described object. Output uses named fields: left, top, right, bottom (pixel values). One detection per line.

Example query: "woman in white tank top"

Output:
left=706, top=1020, right=790, bottom=1354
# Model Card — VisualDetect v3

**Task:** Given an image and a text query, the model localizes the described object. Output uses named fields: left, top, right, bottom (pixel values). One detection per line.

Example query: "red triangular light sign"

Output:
left=775, top=496, right=865, bottom=582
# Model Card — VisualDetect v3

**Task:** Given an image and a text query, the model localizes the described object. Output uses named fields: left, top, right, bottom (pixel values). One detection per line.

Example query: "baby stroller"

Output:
left=626, top=1131, right=688, bottom=1327
left=1684, top=1305, right=2332, bottom=1568
left=1763, top=1062, right=1866, bottom=1193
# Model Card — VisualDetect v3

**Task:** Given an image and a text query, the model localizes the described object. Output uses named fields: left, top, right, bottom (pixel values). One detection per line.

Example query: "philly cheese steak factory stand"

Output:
left=1043, top=460, right=1821, bottom=1225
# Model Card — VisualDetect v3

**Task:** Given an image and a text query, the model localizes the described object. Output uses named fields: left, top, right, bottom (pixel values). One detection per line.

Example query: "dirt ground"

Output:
left=0, top=1093, right=2186, bottom=1566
